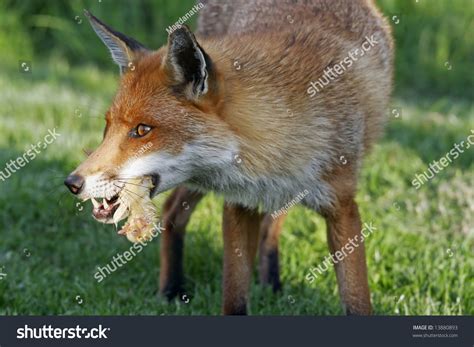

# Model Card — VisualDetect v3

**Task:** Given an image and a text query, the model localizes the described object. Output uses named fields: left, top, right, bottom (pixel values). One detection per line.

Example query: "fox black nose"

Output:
left=64, top=174, right=84, bottom=195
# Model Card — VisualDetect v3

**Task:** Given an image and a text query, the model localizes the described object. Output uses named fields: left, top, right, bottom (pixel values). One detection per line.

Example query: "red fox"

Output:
left=65, top=0, right=393, bottom=315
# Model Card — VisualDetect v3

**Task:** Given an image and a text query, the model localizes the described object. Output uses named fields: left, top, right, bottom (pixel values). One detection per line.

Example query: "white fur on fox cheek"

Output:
left=118, top=140, right=238, bottom=193
left=119, top=151, right=190, bottom=193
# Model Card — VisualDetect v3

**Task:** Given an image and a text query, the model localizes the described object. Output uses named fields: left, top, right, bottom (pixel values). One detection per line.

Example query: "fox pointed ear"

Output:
left=84, top=10, right=148, bottom=73
left=166, top=25, right=212, bottom=99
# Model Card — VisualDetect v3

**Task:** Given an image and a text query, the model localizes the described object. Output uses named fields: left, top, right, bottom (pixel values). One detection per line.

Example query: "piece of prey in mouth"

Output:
left=90, top=176, right=159, bottom=243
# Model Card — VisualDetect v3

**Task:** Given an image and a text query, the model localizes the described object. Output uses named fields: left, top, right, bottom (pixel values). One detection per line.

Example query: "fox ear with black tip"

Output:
left=165, top=25, right=213, bottom=100
left=84, top=10, right=149, bottom=74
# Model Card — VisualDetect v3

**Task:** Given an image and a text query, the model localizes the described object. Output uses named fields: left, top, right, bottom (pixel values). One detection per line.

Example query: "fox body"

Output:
left=65, top=0, right=393, bottom=315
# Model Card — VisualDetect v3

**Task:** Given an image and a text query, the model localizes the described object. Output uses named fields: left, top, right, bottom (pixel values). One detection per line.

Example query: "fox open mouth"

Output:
left=89, top=174, right=159, bottom=225
left=91, top=195, right=122, bottom=223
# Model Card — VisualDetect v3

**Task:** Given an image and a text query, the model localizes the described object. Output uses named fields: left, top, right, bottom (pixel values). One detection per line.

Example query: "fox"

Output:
left=65, top=0, right=393, bottom=315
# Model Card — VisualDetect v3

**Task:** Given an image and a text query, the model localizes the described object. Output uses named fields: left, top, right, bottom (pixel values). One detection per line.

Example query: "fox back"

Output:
left=192, top=0, right=394, bottom=210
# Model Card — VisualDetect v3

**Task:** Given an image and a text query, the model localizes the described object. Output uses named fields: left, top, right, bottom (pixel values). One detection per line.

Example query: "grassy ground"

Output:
left=0, top=57, right=472, bottom=315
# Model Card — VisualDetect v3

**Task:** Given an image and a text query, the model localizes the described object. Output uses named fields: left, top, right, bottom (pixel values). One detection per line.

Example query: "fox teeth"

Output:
left=113, top=203, right=128, bottom=224
left=103, top=198, right=109, bottom=209
left=91, top=198, right=100, bottom=209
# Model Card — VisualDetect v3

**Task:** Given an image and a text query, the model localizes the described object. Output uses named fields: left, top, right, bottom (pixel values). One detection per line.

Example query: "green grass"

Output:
left=0, top=55, right=472, bottom=315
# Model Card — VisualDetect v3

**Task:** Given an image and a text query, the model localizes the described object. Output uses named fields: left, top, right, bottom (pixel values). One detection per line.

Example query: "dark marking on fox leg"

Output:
left=159, top=187, right=204, bottom=300
left=160, top=229, right=185, bottom=300
left=227, top=300, right=248, bottom=316
left=258, top=214, right=285, bottom=292
left=264, top=249, right=281, bottom=292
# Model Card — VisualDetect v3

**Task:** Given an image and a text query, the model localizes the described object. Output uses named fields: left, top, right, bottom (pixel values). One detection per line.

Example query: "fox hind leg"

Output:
left=306, top=164, right=372, bottom=315
left=222, top=203, right=262, bottom=315
left=324, top=198, right=372, bottom=315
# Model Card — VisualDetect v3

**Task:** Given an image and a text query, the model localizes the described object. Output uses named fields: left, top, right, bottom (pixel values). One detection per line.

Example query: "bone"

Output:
left=113, top=203, right=129, bottom=225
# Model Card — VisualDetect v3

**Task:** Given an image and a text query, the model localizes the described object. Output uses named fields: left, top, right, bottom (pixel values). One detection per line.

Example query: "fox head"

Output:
left=65, top=10, right=237, bottom=224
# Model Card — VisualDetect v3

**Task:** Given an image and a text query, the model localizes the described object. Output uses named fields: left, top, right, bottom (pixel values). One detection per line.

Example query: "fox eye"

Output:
left=129, top=124, right=152, bottom=138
